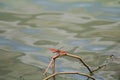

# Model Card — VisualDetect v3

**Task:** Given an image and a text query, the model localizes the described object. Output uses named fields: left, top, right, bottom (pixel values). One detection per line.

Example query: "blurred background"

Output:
left=0, top=0, right=120, bottom=80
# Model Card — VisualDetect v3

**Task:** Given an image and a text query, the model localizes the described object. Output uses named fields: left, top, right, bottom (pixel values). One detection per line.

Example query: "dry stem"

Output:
left=43, top=49, right=114, bottom=80
left=43, top=72, right=95, bottom=80
left=92, top=65, right=106, bottom=73
left=52, top=59, right=55, bottom=80
left=66, top=53, right=93, bottom=75
left=43, top=54, right=60, bottom=75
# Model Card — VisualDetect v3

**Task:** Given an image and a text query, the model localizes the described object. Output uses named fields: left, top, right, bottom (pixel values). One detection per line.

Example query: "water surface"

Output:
left=0, top=0, right=120, bottom=80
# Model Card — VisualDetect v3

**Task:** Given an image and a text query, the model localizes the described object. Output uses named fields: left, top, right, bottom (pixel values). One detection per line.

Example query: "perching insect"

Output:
left=49, top=48, right=68, bottom=56
left=43, top=48, right=110, bottom=80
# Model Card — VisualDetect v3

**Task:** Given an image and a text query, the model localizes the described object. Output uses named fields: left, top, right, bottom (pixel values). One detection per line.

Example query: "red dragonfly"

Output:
left=43, top=48, right=68, bottom=75
left=49, top=48, right=68, bottom=56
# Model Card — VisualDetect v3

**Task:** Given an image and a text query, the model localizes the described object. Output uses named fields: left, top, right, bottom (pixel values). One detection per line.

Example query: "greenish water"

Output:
left=0, top=0, right=120, bottom=80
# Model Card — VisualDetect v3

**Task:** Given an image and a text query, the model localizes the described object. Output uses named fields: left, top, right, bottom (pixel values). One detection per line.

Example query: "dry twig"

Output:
left=43, top=72, right=95, bottom=80
left=43, top=48, right=95, bottom=80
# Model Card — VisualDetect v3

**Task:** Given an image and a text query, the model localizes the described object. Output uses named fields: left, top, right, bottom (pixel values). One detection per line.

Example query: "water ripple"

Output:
left=0, top=37, right=41, bottom=52
left=63, top=39, right=92, bottom=46
left=84, top=45, right=109, bottom=51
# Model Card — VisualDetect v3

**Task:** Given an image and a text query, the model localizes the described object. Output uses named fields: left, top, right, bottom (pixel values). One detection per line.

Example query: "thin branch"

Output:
left=66, top=53, right=93, bottom=75
left=43, top=54, right=60, bottom=75
left=43, top=58, right=54, bottom=75
left=43, top=48, right=114, bottom=80
left=52, top=59, right=55, bottom=80
left=92, top=65, right=106, bottom=73
left=43, top=72, right=95, bottom=80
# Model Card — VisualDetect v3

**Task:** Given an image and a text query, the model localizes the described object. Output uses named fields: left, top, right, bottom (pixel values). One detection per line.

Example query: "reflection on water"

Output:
left=33, top=55, right=62, bottom=64
left=84, top=45, right=109, bottom=51
left=63, top=39, right=91, bottom=46
left=20, top=29, right=40, bottom=34
left=0, top=37, right=41, bottom=52
left=56, top=67, right=88, bottom=80
left=0, top=0, right=120, bottom=80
